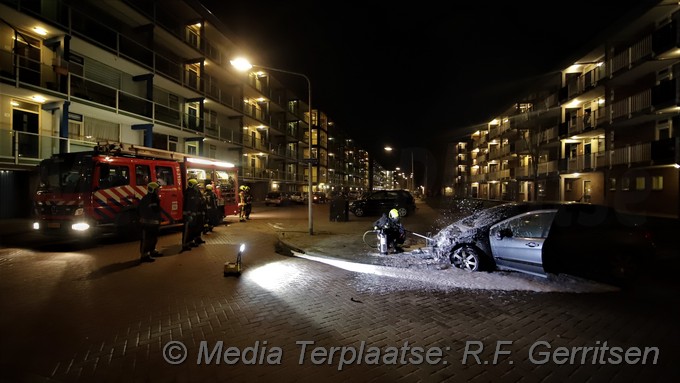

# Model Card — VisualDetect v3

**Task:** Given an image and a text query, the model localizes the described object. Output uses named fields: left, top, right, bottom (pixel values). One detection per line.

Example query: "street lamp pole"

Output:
left=411, top=150, right=414, bottom=192
left=231, top=58, right=314, bottom=235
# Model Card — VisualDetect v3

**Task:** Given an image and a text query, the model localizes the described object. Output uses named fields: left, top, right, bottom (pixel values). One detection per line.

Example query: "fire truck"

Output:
left=32, top=141, right=239, bottom=239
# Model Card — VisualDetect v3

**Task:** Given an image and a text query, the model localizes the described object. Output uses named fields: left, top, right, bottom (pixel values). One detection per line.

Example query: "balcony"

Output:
left=242, top=103, right=269, bottom=123
left=0, top=129, right=100, bottom=169
left=563, top=153, right=606, bottom=172
left=611, top=89, right=651, bottom=120
left=567, top=109, right=603, bottom=135
left=559, top=143, right=650, bottom=172
left=487, top=169, right=511, bottom=181
left=607, top=143, right=651, bottom=167
left=609, top=35, right=653, bottom=76
left=240, top=166, right=293, bottom=182
left=567, top=64, right=607, bottom=99
left=542, top=126, right=559, bottom=143
left=488, top=125, right=500, bottom=139
left=0, top=44, right=247, bottom=141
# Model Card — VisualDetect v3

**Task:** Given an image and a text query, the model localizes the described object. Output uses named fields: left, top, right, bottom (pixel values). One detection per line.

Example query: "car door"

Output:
left=385, top=191, right=401, bottom=211
left=154, top=164, right=183, bottom=223
left=489, top=209, right=558, bottom=277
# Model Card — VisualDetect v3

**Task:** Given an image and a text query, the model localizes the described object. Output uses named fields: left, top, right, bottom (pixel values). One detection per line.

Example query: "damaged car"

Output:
left=432, top=202, right=656, bottom=286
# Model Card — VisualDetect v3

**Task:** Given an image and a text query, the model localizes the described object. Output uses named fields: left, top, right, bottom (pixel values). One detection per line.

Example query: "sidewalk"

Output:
left=274, top=200, right=445, bottom=269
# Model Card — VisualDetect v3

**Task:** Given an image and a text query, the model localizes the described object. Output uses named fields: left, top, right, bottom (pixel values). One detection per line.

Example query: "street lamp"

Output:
left=231, top=57, right=314, bottom=235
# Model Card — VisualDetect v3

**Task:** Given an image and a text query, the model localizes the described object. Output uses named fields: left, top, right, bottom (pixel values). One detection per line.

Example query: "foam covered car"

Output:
left=432, top=202, right=655, bottom=285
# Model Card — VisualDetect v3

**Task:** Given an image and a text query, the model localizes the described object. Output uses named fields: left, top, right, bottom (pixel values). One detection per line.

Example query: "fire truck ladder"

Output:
left=96, top=141, right=188, bottom=161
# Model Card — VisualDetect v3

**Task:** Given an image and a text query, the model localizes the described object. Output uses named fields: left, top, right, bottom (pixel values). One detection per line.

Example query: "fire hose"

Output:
left=363, top=228, right=436, bottom=253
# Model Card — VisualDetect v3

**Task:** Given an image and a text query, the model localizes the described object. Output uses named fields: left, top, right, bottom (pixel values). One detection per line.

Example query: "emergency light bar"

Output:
left=186, top=157, right=235, bottom=168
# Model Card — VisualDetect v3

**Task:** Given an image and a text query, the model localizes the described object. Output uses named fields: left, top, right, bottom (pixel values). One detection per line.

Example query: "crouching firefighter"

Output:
left=373, top=208, right=406, bottom=254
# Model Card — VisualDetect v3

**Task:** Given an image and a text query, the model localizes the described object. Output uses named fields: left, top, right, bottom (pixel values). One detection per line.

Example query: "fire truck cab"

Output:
left=32, top=142, right=239, bottom=239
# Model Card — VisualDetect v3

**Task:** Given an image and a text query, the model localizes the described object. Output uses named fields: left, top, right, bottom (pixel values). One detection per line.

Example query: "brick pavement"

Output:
left=0, top=202, right=679, bottom=382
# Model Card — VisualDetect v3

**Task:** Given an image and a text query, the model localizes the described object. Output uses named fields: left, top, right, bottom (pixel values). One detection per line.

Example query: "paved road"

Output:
left=0, top=201, right=678, bottom=382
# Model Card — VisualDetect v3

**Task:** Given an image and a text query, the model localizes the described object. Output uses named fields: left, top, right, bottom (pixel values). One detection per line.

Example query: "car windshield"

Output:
left=38, top=153, right=94, bottom=194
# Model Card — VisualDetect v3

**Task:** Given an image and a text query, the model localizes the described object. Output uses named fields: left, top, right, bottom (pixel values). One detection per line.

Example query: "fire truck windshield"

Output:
left=38, top=153, right=93, bottom=194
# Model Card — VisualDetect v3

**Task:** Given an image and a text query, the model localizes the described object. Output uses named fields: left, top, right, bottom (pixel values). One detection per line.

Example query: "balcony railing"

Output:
left=611, top=89, right=651, bottom=120
left=609, top=35, right=653, bottom=76
left=565, top=154, right=605, bottom=172
left=0, top=129, right=318, bottom=184
left=567, top=64, right=607, bottom=99
left=0, top=129, right=101, bottom=167
left=487, top=169, right=511, bottom=181
left=0, top=48, right=246, bottom=142
left=517, top=161, right=555, bottom=177
left=451, top=141, right=654, bottom=184
left=608, top=143, right=651, bottom=167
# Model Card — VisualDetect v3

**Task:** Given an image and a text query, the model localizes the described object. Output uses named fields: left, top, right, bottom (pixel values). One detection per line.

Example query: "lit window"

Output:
left=635, top=177, right=646, bottom=191
left=608, top=177, right=616, bottom=191
left=652, top=176, right=663, bottom=191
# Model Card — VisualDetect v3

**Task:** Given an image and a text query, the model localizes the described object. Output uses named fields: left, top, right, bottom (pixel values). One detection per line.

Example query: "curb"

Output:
left=275, top=239, right=305, bottom=257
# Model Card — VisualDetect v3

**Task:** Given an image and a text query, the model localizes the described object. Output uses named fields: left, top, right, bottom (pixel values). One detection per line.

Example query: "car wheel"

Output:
left=450, top=245, right=483, bottom=272
left=397, top=207, right=408, bottom=217
left=353, top=207, right=365, bottom=217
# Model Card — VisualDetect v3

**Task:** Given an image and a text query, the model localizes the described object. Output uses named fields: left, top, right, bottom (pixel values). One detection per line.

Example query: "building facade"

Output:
left=442, top=0, right=680, bottom=219
left=0, top=0, right=370, bottom=218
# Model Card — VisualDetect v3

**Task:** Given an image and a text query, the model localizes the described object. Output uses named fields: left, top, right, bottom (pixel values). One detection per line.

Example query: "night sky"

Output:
left=199, top=0, right=652, bottom=188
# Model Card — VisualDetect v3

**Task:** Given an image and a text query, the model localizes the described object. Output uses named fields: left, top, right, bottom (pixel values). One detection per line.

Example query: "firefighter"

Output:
left=182, top=178, right=206, bottom=251
left=373, top=208, right=406, bottom=253
left=238, top=185, right=247, bottom=222
left=203, top=183, right=219, bottom=233
left=244, top=185, right=253, bottom=220
left=138, top=181, right=162, bottom=263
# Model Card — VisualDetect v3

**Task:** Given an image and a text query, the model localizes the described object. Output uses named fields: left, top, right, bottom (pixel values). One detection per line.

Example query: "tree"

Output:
left=513, top=101, right=559, bottom=201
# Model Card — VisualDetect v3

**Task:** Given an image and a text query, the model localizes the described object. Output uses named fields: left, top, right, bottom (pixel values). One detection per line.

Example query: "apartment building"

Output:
left=0, top=0, right=369, bottom=219
left=444, top=0, right=680, bottom=219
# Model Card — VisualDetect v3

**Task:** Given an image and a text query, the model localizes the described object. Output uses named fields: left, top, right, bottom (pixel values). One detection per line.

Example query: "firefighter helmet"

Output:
left=240, top=185, right=247, bottom=191
left=389, top=208, right=400, bottom=220
left=147, top=182, right=159, bottom=193
left=206, top=184, right=213, bottom=190
left=188, top=178, right=199, bottom=187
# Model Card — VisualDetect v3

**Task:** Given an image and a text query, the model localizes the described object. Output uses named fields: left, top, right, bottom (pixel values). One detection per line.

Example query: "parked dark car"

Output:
left=432, top=202, right=655, bottom=286
left=265, top=191, right=288, bottom=206
left=349, top=189, right=416, bottom=217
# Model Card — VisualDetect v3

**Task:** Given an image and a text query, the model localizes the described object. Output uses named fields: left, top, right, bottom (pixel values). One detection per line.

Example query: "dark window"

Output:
left=100, top=165, right=130, bottom=188
left=155, top=166, right=174, bottom=186
left=135, top=165, right=151, bottom=186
